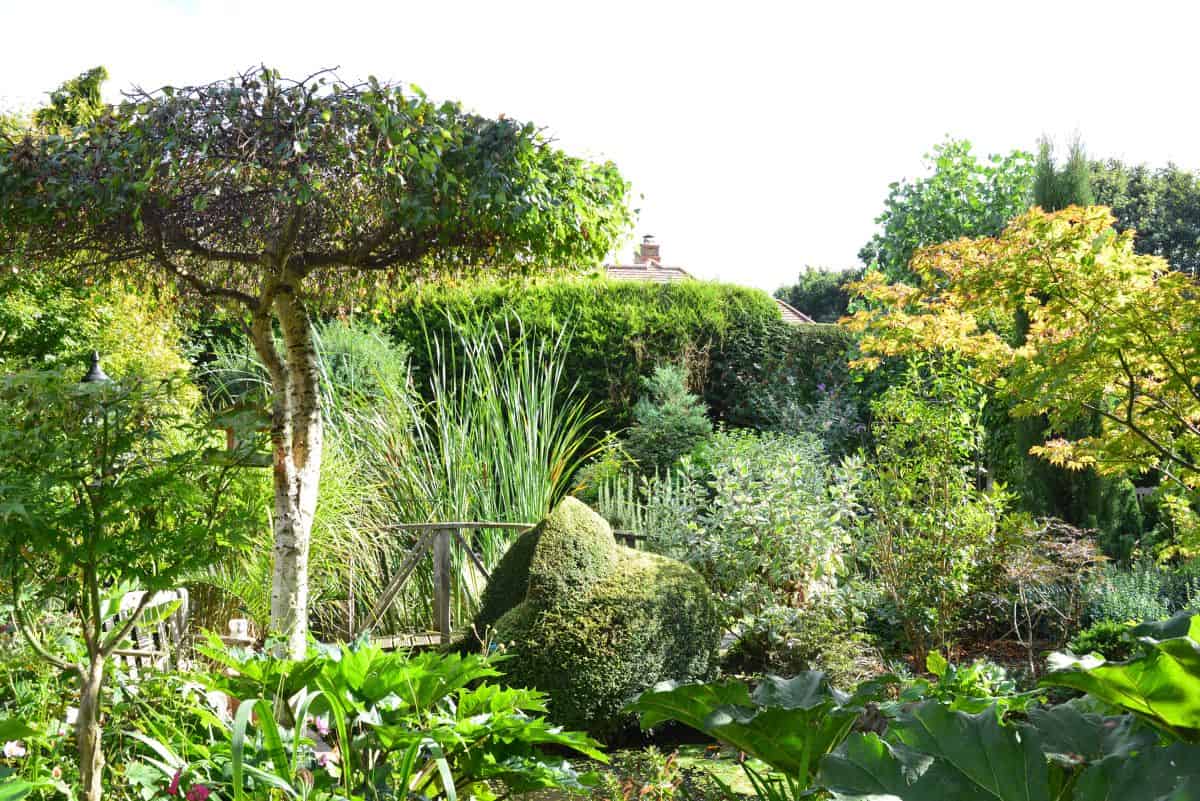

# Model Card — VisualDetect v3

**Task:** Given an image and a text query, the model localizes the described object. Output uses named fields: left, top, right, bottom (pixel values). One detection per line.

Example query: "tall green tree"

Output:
left=1033, top=135, right=1093, bottom=211
left=774, top=266, right=863, bottom=323
left=859, top=139, right=1035, bottom=279
left=847, top=206, right=1200, bottom=554
left=1018, top=138, right=1140, bottom=551
left=1092, top=159, right=1200, bottom=277
left=0, top=67, right=632, bottom=656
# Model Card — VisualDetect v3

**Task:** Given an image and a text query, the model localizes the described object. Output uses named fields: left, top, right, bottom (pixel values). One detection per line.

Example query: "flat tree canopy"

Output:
left=0, top=66, right=631, bottom=298
left=0, top=67, right=632, bottom=655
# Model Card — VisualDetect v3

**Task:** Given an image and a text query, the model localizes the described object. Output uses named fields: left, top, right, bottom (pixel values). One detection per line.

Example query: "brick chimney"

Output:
left=634, top=234, right=660, bottom=265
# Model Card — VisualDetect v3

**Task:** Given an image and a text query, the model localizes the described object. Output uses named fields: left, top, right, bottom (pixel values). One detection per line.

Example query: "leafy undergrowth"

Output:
left=518, top=744, right=756, bottom=801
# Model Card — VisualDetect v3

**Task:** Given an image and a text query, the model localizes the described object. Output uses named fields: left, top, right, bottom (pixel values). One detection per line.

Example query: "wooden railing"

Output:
left=357, top=522, right=645, bottom=646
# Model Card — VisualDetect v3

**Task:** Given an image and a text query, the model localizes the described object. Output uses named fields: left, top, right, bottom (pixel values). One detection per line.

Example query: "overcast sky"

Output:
left=2, top=0, right=1198, bottom=290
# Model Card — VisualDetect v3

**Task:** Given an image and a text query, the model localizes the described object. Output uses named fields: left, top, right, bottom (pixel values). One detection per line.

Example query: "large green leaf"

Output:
left=819, top=733, right=923, bottom=799
left=819, top=701, right=1051, bottom=801
left=0, top=779, right=33, bottom=801
left=1043, top=614, right=1200, bottom=741
left=626, top=673, right=861, bottom=787
left=1020, top=704, right=1157, bottom=767
left=1072, top=742, right=1200, bottom=801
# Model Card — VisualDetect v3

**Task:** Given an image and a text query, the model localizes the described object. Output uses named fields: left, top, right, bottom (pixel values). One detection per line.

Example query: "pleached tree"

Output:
left=0, top=67, right=631, bottom=656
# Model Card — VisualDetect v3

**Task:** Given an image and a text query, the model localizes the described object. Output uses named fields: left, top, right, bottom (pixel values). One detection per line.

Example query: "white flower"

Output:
left=3, top=741, right=27, bottom=759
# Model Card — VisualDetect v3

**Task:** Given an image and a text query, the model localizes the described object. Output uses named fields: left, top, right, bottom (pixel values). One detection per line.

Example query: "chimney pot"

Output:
left=636, top=234, right=660, bottom=265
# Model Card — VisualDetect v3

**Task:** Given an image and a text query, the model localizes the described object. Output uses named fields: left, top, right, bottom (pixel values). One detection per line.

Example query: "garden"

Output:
left=3, top=67, right=1200, bottom=801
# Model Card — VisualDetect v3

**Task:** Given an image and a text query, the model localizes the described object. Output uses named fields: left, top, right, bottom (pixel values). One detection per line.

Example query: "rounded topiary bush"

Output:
left=473, top=497, right=720, bottom=733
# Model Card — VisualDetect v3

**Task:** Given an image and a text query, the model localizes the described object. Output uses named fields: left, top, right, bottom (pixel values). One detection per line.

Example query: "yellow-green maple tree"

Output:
left=845, top=205, right=1200, bottom=489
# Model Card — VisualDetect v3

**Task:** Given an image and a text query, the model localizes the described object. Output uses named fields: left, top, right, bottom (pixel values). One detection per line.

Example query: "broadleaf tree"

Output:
left=858, top=138, right=1035, bottom=280
left=0, top=370, right=249, bottom=801
left=845, top=206, right=1200, bottom=527
left=0, top=67, right=632, bottom=656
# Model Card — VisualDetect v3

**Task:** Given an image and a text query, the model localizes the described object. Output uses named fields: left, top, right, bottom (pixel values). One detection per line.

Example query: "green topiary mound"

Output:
left=473, top=497, right=720, bottom=733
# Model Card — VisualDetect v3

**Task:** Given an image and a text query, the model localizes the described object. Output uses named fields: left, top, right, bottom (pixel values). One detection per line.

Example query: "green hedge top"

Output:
left=385, top=275, right=855, bottom=431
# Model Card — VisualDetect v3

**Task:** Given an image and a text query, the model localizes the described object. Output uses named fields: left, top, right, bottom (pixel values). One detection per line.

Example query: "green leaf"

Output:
left=1073, top=742, right=1200, bottom=801
left=1043, top=614, right=1200, bottom=740
left=1021, top=703, right=1157, bottom=767
left=926, top=652, right=948, bottom=679
left=0, top=779, right=33, bottom=801
left=820, top=702, right=1051, bottom=801
left=0, top=720, right=39, bottom=742
left=819, top=733, right=921, bottom=799
left=230, top=697, right=256, bottom=801
left=626, top=674, right=860, bottom=789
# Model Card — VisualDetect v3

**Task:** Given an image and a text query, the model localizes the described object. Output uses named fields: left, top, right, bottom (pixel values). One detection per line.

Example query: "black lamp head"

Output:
left=81, top=351, right=110, bottom=384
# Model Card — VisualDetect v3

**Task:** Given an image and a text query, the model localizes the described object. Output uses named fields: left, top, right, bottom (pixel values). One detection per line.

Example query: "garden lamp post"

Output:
left=80, top=351, right=109, bottom=384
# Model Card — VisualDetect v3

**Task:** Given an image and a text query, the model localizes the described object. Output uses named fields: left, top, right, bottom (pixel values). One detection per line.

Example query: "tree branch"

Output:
left=12, top=598, right=80, bottom=675
left=100, top=590, right=155, bottom=658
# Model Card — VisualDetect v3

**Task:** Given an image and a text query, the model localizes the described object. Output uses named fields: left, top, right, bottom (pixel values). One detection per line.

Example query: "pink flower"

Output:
left=167, top=770, right=182, bottom=796
left=51, top=766, right=62, bottom=780
left=2, top=741, right=26, bottom=759
left=185, top=785, right=210, bottom=801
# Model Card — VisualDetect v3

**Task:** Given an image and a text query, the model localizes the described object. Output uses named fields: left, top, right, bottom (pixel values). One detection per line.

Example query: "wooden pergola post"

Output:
left=433, top=527, right=452, bottom=644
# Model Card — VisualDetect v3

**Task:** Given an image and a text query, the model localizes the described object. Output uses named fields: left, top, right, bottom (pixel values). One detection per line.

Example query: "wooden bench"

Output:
left=100, top=588, right=190, bottom=676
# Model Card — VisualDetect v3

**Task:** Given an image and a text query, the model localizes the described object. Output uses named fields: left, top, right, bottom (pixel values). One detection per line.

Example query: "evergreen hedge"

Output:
left=385, top=276, right=854, bottom=432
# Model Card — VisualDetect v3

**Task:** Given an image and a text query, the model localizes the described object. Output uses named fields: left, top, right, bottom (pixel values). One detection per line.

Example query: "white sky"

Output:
left=2, top=0, right=1198, bottom=291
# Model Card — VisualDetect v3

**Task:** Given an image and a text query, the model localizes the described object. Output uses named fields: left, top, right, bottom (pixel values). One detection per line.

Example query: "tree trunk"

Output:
left=77, top=657, right=106, bottom=801
left=250, top=281, right=323, bottom=659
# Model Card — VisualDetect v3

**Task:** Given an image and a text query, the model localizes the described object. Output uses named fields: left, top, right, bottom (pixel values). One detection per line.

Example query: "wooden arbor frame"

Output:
left=356, top=522, right=644, bottom=647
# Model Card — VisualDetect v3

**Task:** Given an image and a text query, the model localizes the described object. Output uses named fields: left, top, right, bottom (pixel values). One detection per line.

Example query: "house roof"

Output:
left=773, top=297, right=817, bottom=325
left=604, top=263, right=815, bottom=325
left=605, top=263, right=693, bottom=283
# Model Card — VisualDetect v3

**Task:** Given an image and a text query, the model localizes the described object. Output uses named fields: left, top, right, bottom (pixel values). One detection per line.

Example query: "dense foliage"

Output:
left=854, top=358, right=1011, bottom=663
left=0, top=65, right=631, bottom=656
left=134, top=639, right=607, bottom=801
left=476, top=498, right=720, bottom=733
left=1092, top=158, right=1200, bottom=277
left=848, top=207, right=1200, bottom=535
left=772, top=267, right=863, bottom=323
left=386, top=276, right=848, bottom=433
left=630, top=614, right=1200, bottom=801
left=623, top=365, right=712, bottom=476
left=858, top=139, right=1035, bottom=280
left=0, top=371, right=249, bottom=800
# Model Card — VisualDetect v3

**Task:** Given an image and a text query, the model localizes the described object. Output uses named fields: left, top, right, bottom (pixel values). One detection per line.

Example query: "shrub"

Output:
left=1068, top=620, right=1136, bottom=661
left=993, top=517, right=1105, bottom=673
left=603, top=430, right=854, bottom=622
left=854, top=357, right=1012, bottom=665
left=624, top=364, right=712, bottom=475
left=722, top=598, right=875, bottom=688
left=1085, top=563, right=1171, bottom=625
left=130, top=639, right=607, bottom=801
left=705, top=320, right=857, bottom=431
left=476, top=498, right=720, bottom=733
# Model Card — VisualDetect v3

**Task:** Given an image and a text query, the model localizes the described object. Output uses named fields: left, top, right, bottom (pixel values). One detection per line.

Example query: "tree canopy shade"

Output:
left=845, top=206, right=1200, bottom=490
left=0, top=67, right=632, bottom=655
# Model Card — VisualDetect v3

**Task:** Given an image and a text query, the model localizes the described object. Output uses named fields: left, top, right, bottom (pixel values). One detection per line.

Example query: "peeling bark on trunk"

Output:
left=77, top=657, right=105, bottom=801
left=249, top=273, right=323, bottom=658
